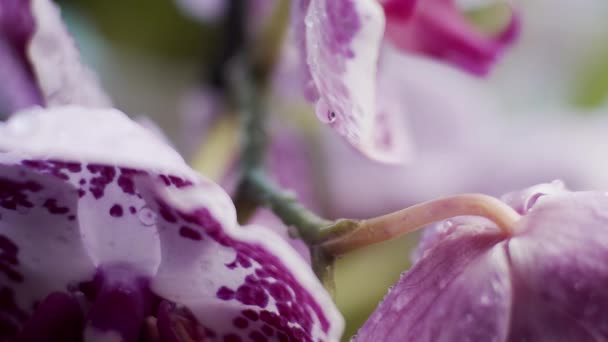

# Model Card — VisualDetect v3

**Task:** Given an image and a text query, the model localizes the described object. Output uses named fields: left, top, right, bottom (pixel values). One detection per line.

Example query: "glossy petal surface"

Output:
left=0, top=106, right=343, bottom=341
left=301, top=0, right=408, bottom=162
left=357, top=184, right=608, bottom=340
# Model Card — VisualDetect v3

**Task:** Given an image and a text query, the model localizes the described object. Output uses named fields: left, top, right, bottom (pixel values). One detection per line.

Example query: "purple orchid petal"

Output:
left=300, top=0, right=408, bottom=162
left=17, top=292, right=84, bottom=342
left=356, top=220, right=508, bottom=341
left=0, top=0, right=44, bottom=114
left=507, top=191, right=608, bottom=340
left=0, top=106, right=193, bottom=337
left=0, top=162, right=96, bottom=337
left=146, top=180, right=343, bottom=341
left=0, top=106, right=342, bottom=340
left=358, top=184, right=608, bottom=340
left=383, top=0, right=520, bottom=75
left=27, top=0, right=111, bottom=107
left=85, top=266, right=154, bottom=342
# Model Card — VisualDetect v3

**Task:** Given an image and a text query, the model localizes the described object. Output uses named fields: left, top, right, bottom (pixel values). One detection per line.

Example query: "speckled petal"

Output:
left=507, top=191, right=608, bottom=340
left=147, top=180, right=344, bottom=342
left=0, top=162, right=95, bottom=337
left=0, top=106, right=198, bottom=337
left=0, top=0, right=43, bottom=115
left=384, top=0, right=520, bottom=75
left=302, top=0, right=406, bottom=162
left=27, top=0, right=111, bottom=107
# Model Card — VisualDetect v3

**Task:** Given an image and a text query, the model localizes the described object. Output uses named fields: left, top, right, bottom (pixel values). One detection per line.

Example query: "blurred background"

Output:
left=53, top=0, right=608, bottom=339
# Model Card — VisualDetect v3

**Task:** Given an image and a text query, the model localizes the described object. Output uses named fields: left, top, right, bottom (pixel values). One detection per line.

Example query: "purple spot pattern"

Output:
left=0, top=235, right=22, bottom=283
left=153, top=201, right=332, bottom=342
left=0, top=159, right=198, bottom=338
left=0, top=287, right=28, bottom=336
left=2, top=157, right=333, bottom=339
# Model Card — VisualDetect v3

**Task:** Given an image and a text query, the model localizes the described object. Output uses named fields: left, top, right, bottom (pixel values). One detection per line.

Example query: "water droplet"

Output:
left=328, top=111, right=337, bottom=123
left=137, top=206, right=157, bottom=226
left=480, top=294, right=490, bottom=306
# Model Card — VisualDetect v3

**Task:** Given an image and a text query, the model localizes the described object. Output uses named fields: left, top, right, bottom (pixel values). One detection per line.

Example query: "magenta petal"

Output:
left=385, top=0, right=520, bottom=75
left=146, top=180, right=343, bottom=341
left=0, top=106, right=342, bottom=339
left=17, top=292, right=84, bottom=342
left=507, top=191, right=608, bottom=339
left=360, top=184, right=608, bottom=340
left=27, top=0, right=111, bottom=107
left=380, top=0, right=418, bottom=20
left=356, top=221, right=508, bottom=341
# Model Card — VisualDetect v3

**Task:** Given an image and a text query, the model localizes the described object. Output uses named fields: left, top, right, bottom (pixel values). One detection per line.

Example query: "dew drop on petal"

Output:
left=137, top=206, right=157, bottom=226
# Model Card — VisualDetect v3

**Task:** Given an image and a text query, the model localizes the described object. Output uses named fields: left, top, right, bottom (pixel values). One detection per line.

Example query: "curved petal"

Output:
left=0, top=106, right=194, bottom=178
left=302, top=0, right=406, bottom=162
left=500, top=180, right=567, bottom=215
left=355, top=220, right=509, bottom=341
left=0, top=106, right=198, bottom=337
left=0, top=0, right=43, bottom=115
left=147, top=180, right=344, bottom=342
left=384, top=0, right=520, bottom=75
left=507, top=191, right=608, bottom=339
left=27, top=0, right=111, bottom=107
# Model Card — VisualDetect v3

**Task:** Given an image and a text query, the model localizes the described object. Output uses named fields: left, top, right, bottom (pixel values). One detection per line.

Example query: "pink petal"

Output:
left=355, top=220, right=509, bottom=341
left=27, top=0, right=111, bottom=107
left=384, top=0, right=520, bottom=75
left=359, top=184, right=608, bottom=340
left=301, top=0, right=407, bottom=162
left=507, top=191, right=608, bottom=339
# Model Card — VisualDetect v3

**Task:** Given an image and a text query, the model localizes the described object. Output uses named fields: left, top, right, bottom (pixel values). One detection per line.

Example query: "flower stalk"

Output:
left=319, top=194, right=521, bottom=255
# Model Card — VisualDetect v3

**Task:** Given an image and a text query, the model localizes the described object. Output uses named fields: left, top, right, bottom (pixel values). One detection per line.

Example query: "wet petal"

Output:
left=360, top=185, right=608, bottom=340
left=507, top=191, right=608, bottom=339
left=384, top=0, right=520, bottom=75
left=27, top=0, right=111, bottom=107
left=0, top=106, right=197, bottom=337
left=0, top=0, right=44, bottom=114
left=147, top=180, right=343, bottom=342
left=301, top=0, right=406, bottom=162
left=355, top=220, right=508, bottom=341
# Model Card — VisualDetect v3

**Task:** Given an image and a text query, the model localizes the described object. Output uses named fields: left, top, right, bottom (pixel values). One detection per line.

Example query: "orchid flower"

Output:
left=0, top=1, right=343, bottom=340
left=0, top=106, right=343, bottom=341
left=355, top=181, right=608, bottom=340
